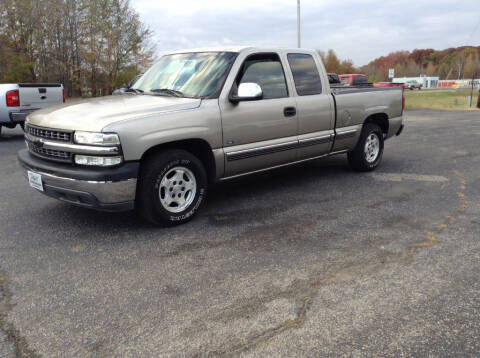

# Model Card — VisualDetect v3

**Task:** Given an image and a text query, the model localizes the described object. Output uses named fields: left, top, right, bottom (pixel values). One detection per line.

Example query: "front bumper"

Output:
left=18, top=149, right=139, bottom=212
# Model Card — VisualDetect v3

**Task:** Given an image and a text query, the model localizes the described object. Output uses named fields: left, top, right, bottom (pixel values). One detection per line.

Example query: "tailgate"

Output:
left=19, top=83, right=63, bottom=109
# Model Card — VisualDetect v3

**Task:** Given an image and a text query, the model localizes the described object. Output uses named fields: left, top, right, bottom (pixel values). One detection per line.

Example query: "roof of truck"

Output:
left=166, top=46, right=318, bottom=54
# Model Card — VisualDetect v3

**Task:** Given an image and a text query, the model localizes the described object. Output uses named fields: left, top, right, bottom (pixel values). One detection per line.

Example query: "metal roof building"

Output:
left=393, top=76, right=440, bottom=88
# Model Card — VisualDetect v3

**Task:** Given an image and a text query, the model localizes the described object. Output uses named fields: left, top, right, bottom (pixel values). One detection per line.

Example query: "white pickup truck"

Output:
left=0, top=83, right=64, bottom=135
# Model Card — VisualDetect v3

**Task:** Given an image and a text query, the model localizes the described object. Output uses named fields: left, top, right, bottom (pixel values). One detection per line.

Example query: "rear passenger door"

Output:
left=220, top=53, right=298, bottom=177
left=286, top=53, right=335, bottom=160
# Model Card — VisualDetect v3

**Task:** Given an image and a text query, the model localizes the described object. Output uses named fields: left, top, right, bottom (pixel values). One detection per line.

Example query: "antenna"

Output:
left=297, top=0, right=301, bottom=48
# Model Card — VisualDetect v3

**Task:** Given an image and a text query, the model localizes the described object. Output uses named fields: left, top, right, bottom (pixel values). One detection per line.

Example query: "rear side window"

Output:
left=237, top=53, right=288, bottom=99
left=287, top=54, right=322, bottom=95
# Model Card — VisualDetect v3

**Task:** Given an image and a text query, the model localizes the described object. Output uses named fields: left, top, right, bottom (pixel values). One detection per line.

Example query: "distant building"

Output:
left=393, top=75, right=439, bottom=88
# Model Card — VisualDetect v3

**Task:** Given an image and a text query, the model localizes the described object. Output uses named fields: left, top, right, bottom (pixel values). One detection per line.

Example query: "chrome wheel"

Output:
left=364, top=133, right=380, bottom=163
left=159, top=166, right=197, bottom=213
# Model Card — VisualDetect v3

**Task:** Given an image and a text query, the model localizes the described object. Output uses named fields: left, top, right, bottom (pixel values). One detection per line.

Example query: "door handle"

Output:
left=284, top=106, right=296, bottom=117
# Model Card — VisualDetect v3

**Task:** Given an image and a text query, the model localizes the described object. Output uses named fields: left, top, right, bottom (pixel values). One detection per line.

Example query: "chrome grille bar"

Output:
left=27, top=125, right=71, bottom=142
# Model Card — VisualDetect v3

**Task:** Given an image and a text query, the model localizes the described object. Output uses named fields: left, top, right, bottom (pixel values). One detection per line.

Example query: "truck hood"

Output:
left=26, top=95, right=202, bottom=132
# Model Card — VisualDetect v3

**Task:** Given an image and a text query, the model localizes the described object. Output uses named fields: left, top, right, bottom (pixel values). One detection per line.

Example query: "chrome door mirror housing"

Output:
left=229, top=82, right=263, bottom=103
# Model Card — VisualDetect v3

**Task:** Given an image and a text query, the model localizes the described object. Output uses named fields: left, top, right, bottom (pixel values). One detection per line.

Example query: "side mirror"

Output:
left=229, top=82, right=263, bottom=103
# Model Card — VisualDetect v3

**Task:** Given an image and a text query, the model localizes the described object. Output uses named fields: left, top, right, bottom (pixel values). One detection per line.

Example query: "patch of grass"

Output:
left=405, top=89, right=479, bottom=110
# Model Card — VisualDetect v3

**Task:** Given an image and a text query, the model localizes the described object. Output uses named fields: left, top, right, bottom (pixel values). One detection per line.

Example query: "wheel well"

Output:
left=140, top=139, right=216, bottom=183
left=364, top=113, right=389, bottom=135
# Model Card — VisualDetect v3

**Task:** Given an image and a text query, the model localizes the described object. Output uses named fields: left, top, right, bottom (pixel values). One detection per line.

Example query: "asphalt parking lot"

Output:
left=1, top=109, right=479, bottom=357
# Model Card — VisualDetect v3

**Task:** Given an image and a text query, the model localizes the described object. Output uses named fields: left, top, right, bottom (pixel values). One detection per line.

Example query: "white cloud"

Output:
left=132, top=0, right=480, bottom=66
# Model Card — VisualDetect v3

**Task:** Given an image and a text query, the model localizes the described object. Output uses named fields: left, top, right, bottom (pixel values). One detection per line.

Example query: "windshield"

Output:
left=132, top=52, right=236, bottom=98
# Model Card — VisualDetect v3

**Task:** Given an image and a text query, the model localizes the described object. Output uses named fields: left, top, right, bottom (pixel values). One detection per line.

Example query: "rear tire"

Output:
left=19, top=122, right=25, bottom=131
left=347, top=123, right=384, bottom=172
left=0, top=125, right=2, bottom=137
left=137, top=149, right=208, bottom=226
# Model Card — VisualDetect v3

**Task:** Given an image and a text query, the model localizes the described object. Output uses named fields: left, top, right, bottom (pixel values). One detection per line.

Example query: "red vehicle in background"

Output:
left=373, top=82, right=405, bottom=89
left=339, top=73, right=368, bottom=86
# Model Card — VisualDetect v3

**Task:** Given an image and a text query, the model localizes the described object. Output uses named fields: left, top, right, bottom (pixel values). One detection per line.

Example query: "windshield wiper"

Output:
left=125, top=88, right=143, bottom=94
left=149, top=88, right=184, bottom=97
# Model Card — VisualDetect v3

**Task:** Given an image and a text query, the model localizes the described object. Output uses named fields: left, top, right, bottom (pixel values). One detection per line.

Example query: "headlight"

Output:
left=74, top=131, right=120, bottom=146
left=74, top=155, right=123, bottom=166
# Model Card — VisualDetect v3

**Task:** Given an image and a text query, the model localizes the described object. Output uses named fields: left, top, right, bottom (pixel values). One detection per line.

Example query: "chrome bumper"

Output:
left=18, top=150, right=138, bottom=212
left=9, top=109, right=38, bottom=123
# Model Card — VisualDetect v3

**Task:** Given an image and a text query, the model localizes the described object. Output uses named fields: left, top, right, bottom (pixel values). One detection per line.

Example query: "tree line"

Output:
left=360, top=46, right=480, bottom=82
left=317, top=49, right=356, bottom=75
left=319, top=47, right=480, bottom=82
left=0, top=0, right=154, bottom=97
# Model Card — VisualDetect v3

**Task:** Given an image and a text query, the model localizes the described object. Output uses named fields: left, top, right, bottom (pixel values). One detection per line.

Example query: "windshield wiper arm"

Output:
left=149, top=88, right=184, bottom=97
left=125, top=88, right=143, bottom=94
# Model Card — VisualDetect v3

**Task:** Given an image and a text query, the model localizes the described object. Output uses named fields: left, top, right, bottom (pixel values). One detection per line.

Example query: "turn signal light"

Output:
left=6, top=89, right=20, bottom=107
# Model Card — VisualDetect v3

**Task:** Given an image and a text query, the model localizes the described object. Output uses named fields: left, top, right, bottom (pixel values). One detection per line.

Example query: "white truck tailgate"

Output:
left=19, top=84, right=63, bottom=109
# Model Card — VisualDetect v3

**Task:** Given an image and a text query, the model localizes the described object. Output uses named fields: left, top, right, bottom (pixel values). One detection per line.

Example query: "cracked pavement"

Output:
left=0, top=109, right=479, bottom=357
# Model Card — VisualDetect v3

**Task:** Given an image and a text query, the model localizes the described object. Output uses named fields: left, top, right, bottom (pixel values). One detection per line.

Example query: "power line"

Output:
left=465, top=18, right=480, bottom=45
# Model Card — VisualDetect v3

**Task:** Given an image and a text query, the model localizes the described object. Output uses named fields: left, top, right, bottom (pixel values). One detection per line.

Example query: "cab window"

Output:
left=287, top=53, right=322, bottom=95
left=236, top=53, right=288, bottom=99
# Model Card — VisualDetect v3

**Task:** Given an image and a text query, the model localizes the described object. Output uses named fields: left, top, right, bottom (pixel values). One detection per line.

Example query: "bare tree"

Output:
left=0, top=0, right=154, bottom=97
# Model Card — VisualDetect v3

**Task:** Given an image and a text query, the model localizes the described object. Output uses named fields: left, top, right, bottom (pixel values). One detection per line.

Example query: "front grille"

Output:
left=28, top=142, right=72, bottom=162
left=27, top=125, right=71, bottom=142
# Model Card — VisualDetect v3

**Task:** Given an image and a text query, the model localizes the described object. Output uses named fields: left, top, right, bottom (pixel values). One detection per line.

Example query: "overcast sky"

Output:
left=132, top=0, right=480, bottom=66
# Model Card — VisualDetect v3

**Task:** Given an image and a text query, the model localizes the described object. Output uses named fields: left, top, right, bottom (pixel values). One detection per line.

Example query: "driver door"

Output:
left=219, top=52, right=298, bottom=177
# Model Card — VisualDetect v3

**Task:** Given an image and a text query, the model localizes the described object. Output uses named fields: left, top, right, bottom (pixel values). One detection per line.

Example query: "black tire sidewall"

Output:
left=140, top=150, right=207, bottom=225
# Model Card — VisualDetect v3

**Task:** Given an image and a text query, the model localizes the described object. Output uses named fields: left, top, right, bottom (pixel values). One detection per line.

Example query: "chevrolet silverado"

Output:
left=18, top=47, right=404, bottom=226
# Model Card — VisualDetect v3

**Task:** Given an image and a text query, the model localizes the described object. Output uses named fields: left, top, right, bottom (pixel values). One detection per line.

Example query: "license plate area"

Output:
left=28, top=171, right=44, bottom=192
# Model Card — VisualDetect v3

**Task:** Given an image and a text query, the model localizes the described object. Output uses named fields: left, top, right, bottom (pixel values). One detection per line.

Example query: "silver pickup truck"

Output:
left=0, top=83, right=64, bottom=135
left=18, top=47, right=404, bottom=226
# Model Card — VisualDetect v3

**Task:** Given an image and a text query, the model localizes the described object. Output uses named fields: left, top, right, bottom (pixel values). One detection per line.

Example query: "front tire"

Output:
left=137, top=149, right=208, bottom=226
left=347, top=123, right=384, bottom=172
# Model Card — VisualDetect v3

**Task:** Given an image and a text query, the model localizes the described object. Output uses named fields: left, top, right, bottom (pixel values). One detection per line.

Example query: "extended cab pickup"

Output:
left=18, top=47, right=404, bottom=226
left=0, top=83, right=64, bottom=136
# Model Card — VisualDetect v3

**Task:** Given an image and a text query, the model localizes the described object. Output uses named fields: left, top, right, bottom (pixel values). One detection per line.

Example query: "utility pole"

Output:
left=470, top=71, right=475, bottom=107
left=297, top=0, right=301, bottom=48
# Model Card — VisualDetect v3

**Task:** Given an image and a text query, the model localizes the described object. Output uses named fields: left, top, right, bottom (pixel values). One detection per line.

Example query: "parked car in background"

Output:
left=112, top=74, right=142, bottom=95
left=19, top=47, right=404, bottom=226
left=327, top=73, right=340, bottom=84
left=404, top=80, right=422, bottom=90
left=339, top=74, right=368, bottom=86
left=0, top=83, right=64, bottom=136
